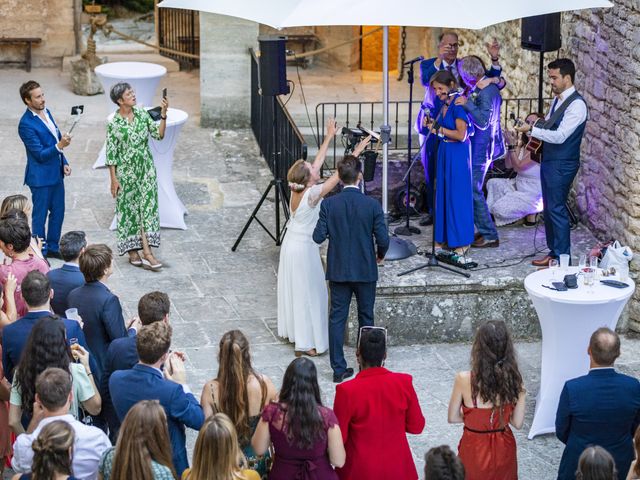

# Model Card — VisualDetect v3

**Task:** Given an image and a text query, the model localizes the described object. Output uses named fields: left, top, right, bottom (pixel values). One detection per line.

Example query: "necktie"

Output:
left=550, top=97, right=559, bottom=115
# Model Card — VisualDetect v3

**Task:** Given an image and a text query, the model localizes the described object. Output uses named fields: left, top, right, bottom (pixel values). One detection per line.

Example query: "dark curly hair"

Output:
left=15, top=317, right=72, bottom=417
left=424, top=445, right=465, bottom=480
left=470, top=320, right=523, bottom=425
left=278, top=358, right=325, bottom=450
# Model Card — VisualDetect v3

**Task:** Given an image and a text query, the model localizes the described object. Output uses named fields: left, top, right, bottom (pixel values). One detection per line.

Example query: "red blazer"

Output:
left=333, top=367, right=425, bottom=480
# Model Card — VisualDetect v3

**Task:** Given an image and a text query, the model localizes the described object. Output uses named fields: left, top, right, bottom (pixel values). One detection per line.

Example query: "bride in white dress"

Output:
left=277, top=118, right=371, bottom=357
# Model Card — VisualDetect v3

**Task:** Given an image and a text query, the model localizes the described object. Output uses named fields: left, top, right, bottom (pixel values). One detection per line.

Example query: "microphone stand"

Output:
left=394, top=58, right=421, bottom=236
left=398, top=92, right=470, bottom=278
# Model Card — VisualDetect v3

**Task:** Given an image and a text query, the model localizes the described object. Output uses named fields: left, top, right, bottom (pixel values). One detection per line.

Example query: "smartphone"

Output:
left=162, top=88, right=167, bottom=99
left=552, top=282, right=568, bottom=291
left=71, top=105, right=84, bottom=115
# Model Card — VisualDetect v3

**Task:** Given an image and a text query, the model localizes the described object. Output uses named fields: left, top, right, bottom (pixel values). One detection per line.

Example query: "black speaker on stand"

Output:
left=232, top=36, right=292, bottom=252
left=521, top=13, right=562, bottom=113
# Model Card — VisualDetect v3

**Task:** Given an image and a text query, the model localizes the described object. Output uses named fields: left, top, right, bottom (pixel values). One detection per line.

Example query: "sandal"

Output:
left=141, top=255, right=163, bottom=270
left=129, top=252, right=143, bottom=267
left=294, top=349, right=318, bottom=358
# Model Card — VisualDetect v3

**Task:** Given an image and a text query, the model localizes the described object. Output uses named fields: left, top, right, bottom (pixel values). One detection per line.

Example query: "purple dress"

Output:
left=262, top=402, right=339, bottom=480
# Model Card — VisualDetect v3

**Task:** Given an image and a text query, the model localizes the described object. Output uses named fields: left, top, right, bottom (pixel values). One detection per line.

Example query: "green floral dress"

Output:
left=106, top=106, right=161, bottom=256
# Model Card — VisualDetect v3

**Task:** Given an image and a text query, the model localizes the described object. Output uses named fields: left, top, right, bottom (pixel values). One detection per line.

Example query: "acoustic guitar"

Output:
left=512, top=117, right=544, bottom=155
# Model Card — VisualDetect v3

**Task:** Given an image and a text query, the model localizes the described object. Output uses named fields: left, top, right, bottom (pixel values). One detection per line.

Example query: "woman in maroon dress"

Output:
left=447, top=320, right=526, bottom=480
left=251, top=358, right=345, bottom=480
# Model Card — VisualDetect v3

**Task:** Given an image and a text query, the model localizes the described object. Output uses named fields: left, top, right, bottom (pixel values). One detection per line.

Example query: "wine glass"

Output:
left=549, top=259, right=559, bottom=279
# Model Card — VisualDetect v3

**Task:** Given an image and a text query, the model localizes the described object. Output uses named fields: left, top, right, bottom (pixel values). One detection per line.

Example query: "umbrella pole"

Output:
left=381, top=25, right=413, bottom=261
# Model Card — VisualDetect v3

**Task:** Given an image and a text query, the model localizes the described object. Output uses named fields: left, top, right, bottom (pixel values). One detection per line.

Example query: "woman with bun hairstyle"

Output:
left=277, top=117, right=371, bottom=358
left=424, top=445, right=465, bottom=480
left=12, top=420, right=78, bottom=480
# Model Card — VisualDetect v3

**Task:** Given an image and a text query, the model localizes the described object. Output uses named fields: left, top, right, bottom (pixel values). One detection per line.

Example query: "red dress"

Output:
left=458, top=399, right=517, bottom=480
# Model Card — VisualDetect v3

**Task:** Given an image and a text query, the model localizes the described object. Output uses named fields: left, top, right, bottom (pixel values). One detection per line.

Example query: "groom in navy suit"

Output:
left=313, top=156, right=389, bottom=383
left=18, top=80, right=72, bottom=259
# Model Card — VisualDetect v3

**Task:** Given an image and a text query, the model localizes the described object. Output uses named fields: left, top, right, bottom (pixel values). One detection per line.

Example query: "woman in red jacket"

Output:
left=333, top=326, right=425, bottom=479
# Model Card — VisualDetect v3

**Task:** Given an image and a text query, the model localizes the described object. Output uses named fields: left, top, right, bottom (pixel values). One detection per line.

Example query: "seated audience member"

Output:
left=333, top=327, right=425, bottom=480
left=2, top=271, right=88, bottom=382
left=629, top=427, right=640, bottom=480
left=252, top=357, right=345, bottom=480
left=9, top=318, right=100, bottom=433
left=99, top=400, right=177, bottom=480
left=448, top=320, right=526, bottom=480
left=67, top=244, right=127, bottom=382
left=109, top=322, right=204, bottom=476
left=556, top=328, right=640, bottom=480
left=0, top=195, right=45, bottom=263
left=0, top=215, right=49, bottom=317
left=12, top=368, right=111, bottom=479
left=424, top=445, right=465, bottom=480
left=47, top=231, right=87, bottom=316
left=102, top=291, right=169, bottom=440
left=183, top=413, right=259, bottom=480
left=11, top=420, right=78, bottom=480
left=200, top=330, right=277, bottom=477
left=576, top=446, right=618, bottom=480
left=486, top=113, right=543, bottom=227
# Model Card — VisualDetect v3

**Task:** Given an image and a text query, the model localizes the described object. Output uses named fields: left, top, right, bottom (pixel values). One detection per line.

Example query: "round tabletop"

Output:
left=107, top=107, right=189, bottom=128
left=95, top=62, right=167, bottom=79
left=524, top=267, right=635, bottom=305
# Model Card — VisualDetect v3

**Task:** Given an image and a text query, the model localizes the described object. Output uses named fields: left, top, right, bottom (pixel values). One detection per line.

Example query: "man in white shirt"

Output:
left=517, top=58, right=588, bottom=267
left=12, top=367, right=111, bottom=480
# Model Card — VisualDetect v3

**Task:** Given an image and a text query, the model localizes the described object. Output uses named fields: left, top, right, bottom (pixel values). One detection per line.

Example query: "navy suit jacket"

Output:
left=47, top=264, right=85, bottom=316
left=1, top=310, right=88, bottom=382
left=462, top=83, right=503, bottom=164
left=66, top=281, right=126, bottom=382
left=555, top=368, right=640, bottom=480
left=109, top=364, right=205, bottom=475
left=313, top=188, right=389, bottom=283
left=18, top=108, right=68, bottom=188
left=419, top=57, right=502, bottom=89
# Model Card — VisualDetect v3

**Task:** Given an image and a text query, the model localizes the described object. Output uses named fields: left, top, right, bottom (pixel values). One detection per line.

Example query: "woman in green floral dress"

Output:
left=106, top=82, right=167, bottom=270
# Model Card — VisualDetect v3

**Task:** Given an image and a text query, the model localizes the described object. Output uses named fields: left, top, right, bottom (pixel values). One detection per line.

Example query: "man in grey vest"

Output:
left=517, top=58, right=587, bottom=267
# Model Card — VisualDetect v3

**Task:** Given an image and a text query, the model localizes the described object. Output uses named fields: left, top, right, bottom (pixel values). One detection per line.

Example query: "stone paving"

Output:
left=1, top=66, right=639, bottom=479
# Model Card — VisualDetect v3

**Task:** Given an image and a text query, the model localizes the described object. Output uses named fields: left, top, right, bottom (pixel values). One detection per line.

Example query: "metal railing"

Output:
left=314, top=96, right=554, bottom=169
left=250, top=49, right=307, bottom=202
left=157, top=7, right=199, bottom=69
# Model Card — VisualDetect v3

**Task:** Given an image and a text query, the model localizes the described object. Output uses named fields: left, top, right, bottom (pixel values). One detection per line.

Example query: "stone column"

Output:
left=199, top=13, right=258, bottom=128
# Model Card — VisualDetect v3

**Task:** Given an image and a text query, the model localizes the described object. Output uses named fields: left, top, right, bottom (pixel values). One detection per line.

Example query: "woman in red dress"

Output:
left=447, top=320, right=526, bottom=480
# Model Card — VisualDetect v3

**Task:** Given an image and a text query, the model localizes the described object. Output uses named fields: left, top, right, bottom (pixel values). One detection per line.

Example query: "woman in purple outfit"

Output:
left=251, top=358, right=345, bottom=479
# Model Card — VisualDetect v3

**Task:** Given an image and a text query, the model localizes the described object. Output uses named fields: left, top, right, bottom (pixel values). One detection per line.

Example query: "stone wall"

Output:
left=457, top=3, right=640, bottom=331
left=0, top=0, right=76, bottom=68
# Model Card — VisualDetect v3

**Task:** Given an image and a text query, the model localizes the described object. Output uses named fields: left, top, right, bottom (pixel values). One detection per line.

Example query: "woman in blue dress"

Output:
left=423, top=70, right=475, bottom=265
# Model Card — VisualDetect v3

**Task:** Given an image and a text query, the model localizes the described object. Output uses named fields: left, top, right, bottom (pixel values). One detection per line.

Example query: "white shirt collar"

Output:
left=343, top=185, right=360, bottom=190
left=556, top=86, right=576, bottom=104
left=589, top=366, right=615, bottom=371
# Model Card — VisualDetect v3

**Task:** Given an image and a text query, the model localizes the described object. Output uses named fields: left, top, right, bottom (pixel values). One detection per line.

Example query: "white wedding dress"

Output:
left=277, top=184, right=328, bottom=354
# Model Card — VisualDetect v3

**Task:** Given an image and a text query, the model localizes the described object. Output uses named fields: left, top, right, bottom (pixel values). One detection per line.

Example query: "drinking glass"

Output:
left=618, top=263, right=630, bottom=282
left=559, top=254, right=570, bottom=271
left=578, top=254, right=587, bottom=270
left=65, top=308, right=80, bottom=321
left=549, top=259, right=559, bottom=279
left=589, top=256, right=599, bottom=268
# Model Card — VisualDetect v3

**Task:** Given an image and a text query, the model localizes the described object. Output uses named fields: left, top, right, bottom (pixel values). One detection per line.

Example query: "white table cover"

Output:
left=95, top=62, right=167, bottom=111
left=524, top=267, right=634, bottom=439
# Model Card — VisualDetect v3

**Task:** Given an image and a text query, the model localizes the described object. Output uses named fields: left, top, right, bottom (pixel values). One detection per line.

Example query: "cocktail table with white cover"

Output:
left=95, top=61, right=167, bottom=112
left=104, top=107, right=189, bottom=230
left=524, top=267, right=634, bottom=439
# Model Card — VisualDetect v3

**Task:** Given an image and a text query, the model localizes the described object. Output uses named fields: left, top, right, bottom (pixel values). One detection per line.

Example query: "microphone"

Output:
left=447, top=88, right=464, bottom=97
left=403, top=55, right=424, bottom=65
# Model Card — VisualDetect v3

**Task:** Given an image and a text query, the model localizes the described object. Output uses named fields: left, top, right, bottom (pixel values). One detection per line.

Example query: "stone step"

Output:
left=62, top=53, right=180, bottom=73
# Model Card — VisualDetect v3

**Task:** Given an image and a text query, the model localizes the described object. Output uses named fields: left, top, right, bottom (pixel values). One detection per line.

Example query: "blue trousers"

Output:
left=540, top=159, right=580, bottom=258
left=29, top=181, right=65, bottom=254
left=328, top=281, right=376, bottom=375
left=472, top=160, right=498, bottom=241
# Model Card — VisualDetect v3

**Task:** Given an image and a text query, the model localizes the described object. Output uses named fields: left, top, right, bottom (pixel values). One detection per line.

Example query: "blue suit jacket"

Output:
left=47, top=264, right=85, bottom=316
left=109, top=364, right=205, bottom=475
left=419, top=57, right=502, bottom=89
left=18, top=108, right=68, bottom=188
left=555, top=368, right=640, bottom=480
left=66, top=281, right=126, bottom=382
left=462, top=83, right=503, bottom=164
left=313, top=188, right=389, bottom=283
left=1, top=310, right=88, bottom=382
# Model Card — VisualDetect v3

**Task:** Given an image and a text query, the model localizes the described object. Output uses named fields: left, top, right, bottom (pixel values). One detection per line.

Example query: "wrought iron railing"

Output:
left=157, top=7, right=199, bottom=69
left=250, top=49, right=307, bottom=202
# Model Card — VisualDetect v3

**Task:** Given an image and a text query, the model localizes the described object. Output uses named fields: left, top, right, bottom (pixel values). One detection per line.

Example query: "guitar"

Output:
left=512, top=116, right=544, bottom=155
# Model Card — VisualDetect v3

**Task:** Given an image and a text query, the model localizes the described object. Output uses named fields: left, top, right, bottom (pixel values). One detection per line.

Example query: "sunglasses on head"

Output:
left=357, top=326, right=388, bottom=350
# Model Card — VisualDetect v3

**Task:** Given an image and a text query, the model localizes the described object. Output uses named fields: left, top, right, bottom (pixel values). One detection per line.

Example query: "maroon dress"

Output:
left=262, top=402, right=339, bottom=480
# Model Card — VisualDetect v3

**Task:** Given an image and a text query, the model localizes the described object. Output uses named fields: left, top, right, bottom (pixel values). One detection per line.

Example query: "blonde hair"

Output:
left=1, top=194, right=30, bottom=218
left=31, top=420, right=75, bottom=480
left=287, top=159, right=310, bottom=192
left=186, top=413, right=247, bottom=480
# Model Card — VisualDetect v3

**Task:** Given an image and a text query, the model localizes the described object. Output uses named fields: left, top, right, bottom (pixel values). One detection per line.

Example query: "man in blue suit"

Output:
left=417, top=33, right=504, bottom=226
left=1, top=271, right=88, bottom=382
left=102, top=291, right=170, bottom=441
left=47, top=230, right=87, bottom=316
left=18, top=81, right=72, bottom=259
left=313, top=156, right=389, bottom=383
left=457, top=55, right=503, bottom=248
left=110, top=321, right=204, bottom=476
left=555, top=327, right=640, bottom=480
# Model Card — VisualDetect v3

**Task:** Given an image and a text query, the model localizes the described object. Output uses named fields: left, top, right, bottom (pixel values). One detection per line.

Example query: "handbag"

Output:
left=600, top=240, right=633, bottom=270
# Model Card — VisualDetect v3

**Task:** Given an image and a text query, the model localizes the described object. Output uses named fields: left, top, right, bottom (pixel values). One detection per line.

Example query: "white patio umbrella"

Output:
left=159, top=0, right=612, bottom=258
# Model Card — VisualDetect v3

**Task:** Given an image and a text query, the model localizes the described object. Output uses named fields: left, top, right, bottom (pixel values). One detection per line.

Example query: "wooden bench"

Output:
left=0, top=37, right=42, bottom=72
left=286, top=34, right=319, bottom=69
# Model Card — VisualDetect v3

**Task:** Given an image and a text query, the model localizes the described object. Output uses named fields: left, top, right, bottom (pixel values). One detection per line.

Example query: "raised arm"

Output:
left=312, top=117, right=338, bottom=173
